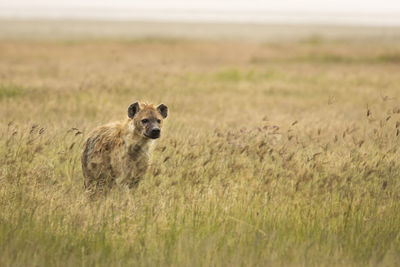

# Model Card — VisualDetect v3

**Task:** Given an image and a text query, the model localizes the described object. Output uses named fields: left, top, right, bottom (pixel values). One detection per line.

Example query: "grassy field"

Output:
left=1, top=21, right=400, bottom=266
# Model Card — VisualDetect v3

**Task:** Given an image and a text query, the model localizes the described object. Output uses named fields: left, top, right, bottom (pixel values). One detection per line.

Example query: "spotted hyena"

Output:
left=81, top=102, right=168, bottom=194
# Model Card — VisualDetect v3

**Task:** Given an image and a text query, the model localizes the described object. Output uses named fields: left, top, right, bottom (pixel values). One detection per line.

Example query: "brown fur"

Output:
left=81, top=102, right=167, bottom=195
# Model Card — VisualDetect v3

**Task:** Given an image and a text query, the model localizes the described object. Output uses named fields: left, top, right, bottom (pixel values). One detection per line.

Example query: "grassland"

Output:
left=1, top=21, right=400, bottom=266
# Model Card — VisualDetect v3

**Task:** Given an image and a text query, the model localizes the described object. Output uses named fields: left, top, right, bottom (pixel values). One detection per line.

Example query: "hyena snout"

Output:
left=147, top=127, right=161, bottom=139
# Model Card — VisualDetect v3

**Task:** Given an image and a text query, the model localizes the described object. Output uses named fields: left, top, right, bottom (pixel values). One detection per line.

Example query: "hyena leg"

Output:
left=84, top=162, right=115, bottom=196
left=116, top=171, right=143, bottom=189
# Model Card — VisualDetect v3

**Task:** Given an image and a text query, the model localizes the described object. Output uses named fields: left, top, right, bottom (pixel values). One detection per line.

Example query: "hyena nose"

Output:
left=151, top=128, right=160, bottom=138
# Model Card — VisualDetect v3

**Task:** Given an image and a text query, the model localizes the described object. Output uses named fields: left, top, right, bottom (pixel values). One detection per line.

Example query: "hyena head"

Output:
left=128, top=102, right=168, bottom=139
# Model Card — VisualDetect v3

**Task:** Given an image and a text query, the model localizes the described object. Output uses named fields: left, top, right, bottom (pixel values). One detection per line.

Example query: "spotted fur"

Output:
left=81, top=102, right=168, bottom=195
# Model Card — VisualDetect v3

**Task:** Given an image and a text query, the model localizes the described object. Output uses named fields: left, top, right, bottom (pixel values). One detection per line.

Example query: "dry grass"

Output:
left=1, top=25, right=400, bottom=266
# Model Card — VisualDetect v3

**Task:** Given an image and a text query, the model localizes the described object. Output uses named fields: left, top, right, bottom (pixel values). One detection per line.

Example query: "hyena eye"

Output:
left=157, top=119, right=161, bottom=123
left=141, top=119, right=149, bottom=123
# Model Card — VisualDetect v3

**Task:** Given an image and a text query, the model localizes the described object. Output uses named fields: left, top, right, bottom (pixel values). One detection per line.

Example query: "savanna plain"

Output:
left=1, top=21, right=400, bottom=266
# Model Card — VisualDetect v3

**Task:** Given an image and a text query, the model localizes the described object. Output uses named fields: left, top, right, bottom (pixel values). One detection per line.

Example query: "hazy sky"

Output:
left=1, top=0, right=400, bottom=25
left=2, top=0, right=400, bottom=11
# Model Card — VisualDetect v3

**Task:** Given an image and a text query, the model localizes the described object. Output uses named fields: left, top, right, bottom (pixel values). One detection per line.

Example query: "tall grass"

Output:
left=1, top=37, right=400, bottom=266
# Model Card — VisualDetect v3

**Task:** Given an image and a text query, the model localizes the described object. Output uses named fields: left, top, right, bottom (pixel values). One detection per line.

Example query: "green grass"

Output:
left=0, top=85, right=23, bottom=100
left=1, top=34, right=400, bottom=266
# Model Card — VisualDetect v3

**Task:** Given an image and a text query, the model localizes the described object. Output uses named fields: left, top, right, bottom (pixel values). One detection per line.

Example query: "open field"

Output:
left=2, top=19, right=400, bottom=42
left=1, top=21, right=400, bottom=266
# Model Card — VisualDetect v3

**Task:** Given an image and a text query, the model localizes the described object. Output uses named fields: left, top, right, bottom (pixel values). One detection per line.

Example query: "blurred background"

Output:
left=1, top=0, right=400, bottom=41
left=1, top=0, right=400, bottom=25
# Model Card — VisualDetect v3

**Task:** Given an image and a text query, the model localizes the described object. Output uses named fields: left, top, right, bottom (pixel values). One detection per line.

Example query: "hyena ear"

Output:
left=128, top=102, right=140, bottom=119
left=157, top=104, right=168, bottom=119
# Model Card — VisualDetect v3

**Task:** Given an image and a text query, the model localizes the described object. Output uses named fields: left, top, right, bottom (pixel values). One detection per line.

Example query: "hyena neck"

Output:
left=123, top=120, right=154, bottom=157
